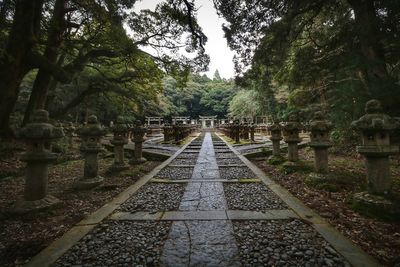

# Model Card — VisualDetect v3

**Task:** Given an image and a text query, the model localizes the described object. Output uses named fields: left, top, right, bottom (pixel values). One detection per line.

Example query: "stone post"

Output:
left=308, top=112, right=333, bottom=173
left=351, top=100, right=400, bottom=216
left=234, top=121, right=240, bottom=143
left=75, top=115, right=105, bottom=189
left=250, top=123, right=255, bottom=142
left=268, top=122, right=283, bottom=156
left=13, top=109, right=64, bottom=213
left=282, top=115, right=302, bottom=162
left=130, top=120, right=147, bottom=164
left=109, top=116, right=129, bottom=171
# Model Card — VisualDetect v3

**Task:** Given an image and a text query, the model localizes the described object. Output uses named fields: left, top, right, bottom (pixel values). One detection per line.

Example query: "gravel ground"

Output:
left=215, top=152, right=236, bottom=158
left=170, top=158, right=198, bottom=165
left=176, top=153, right=199, bottom=159
left=233, top=220, right=350, bottom=267
left=214, top=149, right=233, bottom=153
left=219, top=166, right=258, bottom=180
left=155, top=166, right=193, bottom=180
left=119, top=183, right=186, bottom=212
left=224, top=183, right=287, bottom=210
left=55, top=220, right=171, bottom=267
left=216, top=157, right=244, bottom=165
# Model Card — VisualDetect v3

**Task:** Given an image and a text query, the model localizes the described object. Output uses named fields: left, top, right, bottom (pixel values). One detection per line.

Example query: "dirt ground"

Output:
left=252, top=148, right=400, bottom=266
left=0, top=142, right=162, bottom=266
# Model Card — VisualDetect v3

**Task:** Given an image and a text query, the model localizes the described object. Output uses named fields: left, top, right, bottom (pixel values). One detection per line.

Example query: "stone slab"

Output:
left=227, top=209, right=298, bottom=220
left=162, top=210, right=227, bottom=220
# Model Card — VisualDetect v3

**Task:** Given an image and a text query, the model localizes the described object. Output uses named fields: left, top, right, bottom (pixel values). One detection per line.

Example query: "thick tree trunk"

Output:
left=347, top=0, right=400, bottom=111
left=22, top=0, right=66, bottom=125
left=0, top=0, right=44, bottom=136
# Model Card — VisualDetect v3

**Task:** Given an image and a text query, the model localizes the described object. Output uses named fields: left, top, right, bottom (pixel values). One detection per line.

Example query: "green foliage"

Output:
left=228, top=90, right=261, bottom=119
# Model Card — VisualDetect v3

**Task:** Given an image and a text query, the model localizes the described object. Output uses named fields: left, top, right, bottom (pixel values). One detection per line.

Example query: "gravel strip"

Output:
left=216, top=157, right=244, bottom=165
left=224, top=183, right=287, bottom=210
left=176, top=153, right=199, bottom=159
left=55, top=221, right=171, bottom=267
left=119, top=183, right=186, bottom=212
left=215, top=152, right=236, bottom=157
left=155, top=166, right=193, bottom=180
left=181, top=149, right=201, bottom=153
left=233, top=220, right=349, bottom=267
left=219, top=166, right=258, bottom=180
left=170, top=158, right=198, bottom=165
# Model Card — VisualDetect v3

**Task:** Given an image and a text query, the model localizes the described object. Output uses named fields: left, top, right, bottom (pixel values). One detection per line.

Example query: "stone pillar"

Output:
left=130, top=120, right=147, bottom=164
left=308, top=112, right=333, bottom=173
left=13, top=110, right=64, bottom=213
left=351, top=99, right=400, bottom=216
left=202, top=120, right=206, bottom=128
left=211, top=120, right=214, bottom=128
left=110, top=116, right=129, bottom=171
left=234, top=121, right=240, bottom=143
left=268, top=122, right=283, bottom=156
left=75, top=115, right=105, bottom=189
left=250, top=123, right=255, bottom=142
left=283, top=115, right=302, bottom=162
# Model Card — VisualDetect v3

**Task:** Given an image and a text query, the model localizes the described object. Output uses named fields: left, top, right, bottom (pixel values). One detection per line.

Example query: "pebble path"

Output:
left=46, top=132, right=373, bottom=267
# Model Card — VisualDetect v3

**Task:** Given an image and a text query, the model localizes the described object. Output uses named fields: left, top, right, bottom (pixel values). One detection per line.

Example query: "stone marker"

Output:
left=282, top=114, right=302, bottom=162
left=268, top=121, right=283, bottom=157
left=249, top=123, right=255, bottom=142
left=13, top=109, right=64, bottom=213
left=75, top=115, right=105, bottom=189
left=233, top=120, right=240, bottom=144
left=109, top=116, right=129, bottom=171
left=351, top=99, right=399, bottom=216
left=309, top=112, right=333, bottom=173
left=130, top=120, right=147, bottom=164
left=63, top=122, right=75, bottom=149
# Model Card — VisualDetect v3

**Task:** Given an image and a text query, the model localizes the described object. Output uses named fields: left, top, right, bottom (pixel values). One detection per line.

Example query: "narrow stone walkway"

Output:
left=31, top=132, right=379, bottom=267
left=160, top=133, right=240, bottom=266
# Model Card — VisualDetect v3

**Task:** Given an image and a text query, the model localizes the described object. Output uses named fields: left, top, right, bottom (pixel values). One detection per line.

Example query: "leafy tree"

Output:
left=228, top=89, right=261, bottom=120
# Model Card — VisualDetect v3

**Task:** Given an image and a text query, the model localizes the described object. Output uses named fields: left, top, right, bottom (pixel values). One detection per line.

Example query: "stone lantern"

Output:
left=130, top=120, right=147, bottom=164
left=233, top=121, right=240, bottom=143
left=352, top=100, right=399, bottom=197
left=110, top=116, right=129, bottom=171
left=249, top=123, right=255, bottom=142
left=309, top=112, right=333, bottom=173
left=75, top=115, right=105, bottom=189
left=282, top=114, right=302, bottom=162
left=268, top=121, right=283, bottom=157
left=13, top=109, right=64, bottom=213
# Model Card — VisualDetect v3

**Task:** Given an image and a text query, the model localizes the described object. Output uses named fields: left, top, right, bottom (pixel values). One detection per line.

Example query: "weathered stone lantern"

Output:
left=109, top=116, right=129, bottom=171
left=249, top=123, right=255, bottom=142
left=309, top=112, right=333, bottom=173
left=13, top=109, right=64, bottom=213
left=130, top=120, right=147, bottom=164
left=352, top=100, right=399, bottom=197
left=233, top=121, right=240, bottom=143
left=268, top=121, right=283, bottom=157
left=75, top=115, right=105, bottom=189
left=282, top=114, right=302, bottom=162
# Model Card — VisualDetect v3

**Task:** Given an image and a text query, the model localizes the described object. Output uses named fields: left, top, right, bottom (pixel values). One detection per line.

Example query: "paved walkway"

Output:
left=28, top=132, right=379, bottom=267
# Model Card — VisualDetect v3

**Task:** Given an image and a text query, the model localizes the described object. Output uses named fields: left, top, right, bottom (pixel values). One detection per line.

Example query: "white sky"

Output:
left=134, top=0, right=235, bottom=79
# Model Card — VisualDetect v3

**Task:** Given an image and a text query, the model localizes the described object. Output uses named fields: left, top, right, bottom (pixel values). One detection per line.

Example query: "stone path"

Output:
left=28, top=132, right=379, bottom=267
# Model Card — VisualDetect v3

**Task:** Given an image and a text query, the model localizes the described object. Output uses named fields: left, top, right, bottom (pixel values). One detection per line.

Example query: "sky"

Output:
left=134, top=0, right=235, bottom=79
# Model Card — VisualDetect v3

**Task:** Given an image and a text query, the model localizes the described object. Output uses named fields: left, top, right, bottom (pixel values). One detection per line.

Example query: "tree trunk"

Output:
left=347, top=0, right=400, bottom=111
left=0, top=0, right=44, bottom=136
left=22, top=0, right=66, bottom=125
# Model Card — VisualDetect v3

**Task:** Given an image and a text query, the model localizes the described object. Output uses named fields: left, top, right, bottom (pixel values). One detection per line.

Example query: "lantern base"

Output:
left=74, top=176, right=104, bottom=190
left=12, top=195, right=61, bottom=214
left=352, top=191, right=399, bottom=220
left=129, top=157, right=147, bottom=165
